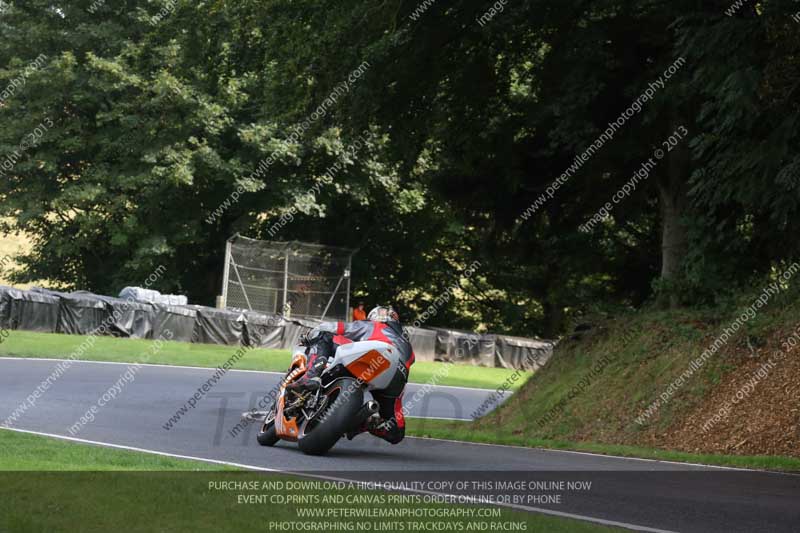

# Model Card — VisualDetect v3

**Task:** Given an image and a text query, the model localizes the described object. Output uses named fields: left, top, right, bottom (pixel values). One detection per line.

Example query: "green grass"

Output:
left=0, top=330, right=530, bottom=390
left=0, top=428, right=226, bottom=471
left=0, top=430, right=621, bottom=533
left=406, top=410, right=800, bottom=472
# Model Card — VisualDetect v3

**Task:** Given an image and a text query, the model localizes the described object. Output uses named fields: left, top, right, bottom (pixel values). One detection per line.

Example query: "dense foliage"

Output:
left=1, top=0, right=798, bottom=336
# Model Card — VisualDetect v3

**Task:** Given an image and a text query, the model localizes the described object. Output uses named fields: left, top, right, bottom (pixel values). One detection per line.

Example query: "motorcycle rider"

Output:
left=290, top=305, right=415, bottom=444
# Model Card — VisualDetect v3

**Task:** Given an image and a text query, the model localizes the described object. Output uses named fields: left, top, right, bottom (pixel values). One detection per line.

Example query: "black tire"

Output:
left=297, top=378, right=363, bottom=456
left=257, top=415, right=280, bottom=447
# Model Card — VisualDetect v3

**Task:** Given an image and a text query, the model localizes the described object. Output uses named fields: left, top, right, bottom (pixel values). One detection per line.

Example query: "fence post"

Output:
left=220, top=240, right=232, bottom=308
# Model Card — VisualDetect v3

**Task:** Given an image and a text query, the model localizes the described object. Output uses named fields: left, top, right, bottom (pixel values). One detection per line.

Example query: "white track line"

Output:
left=0, top=356, right=285, bottom=376
left=0, top=426, right=675, bottom=533
left=405, top=415, right=470, bottom=421
left=0, top=356, right=503, bottom=393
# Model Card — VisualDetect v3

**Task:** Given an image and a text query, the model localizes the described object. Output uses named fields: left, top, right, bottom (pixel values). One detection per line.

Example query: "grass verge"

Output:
left=0, top=330, right=530, bottom=390
left=0, top=429, right=621, bottom=533
left=0, top=428, right=226, bottom=471
left=403, top=279, right=800, bottom=469
left=405, top=418, right=800, bottom=472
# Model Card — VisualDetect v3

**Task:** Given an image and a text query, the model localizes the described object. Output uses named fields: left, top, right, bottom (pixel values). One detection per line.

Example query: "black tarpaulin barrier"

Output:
left=243, top=311, right=284, bottom=348
left=0, top=285, right=19, bottom=329
left=431, top=327, right=495, bottom=367
left=3, top=282, right=554, bottom=370
left=29, top=287, right=95, bottom=334
left=404, top=326, right=436, bottom=362
left=280, top=318, right=319, bottom=349
left=189, top=306, right=246, bottom=346
left=152, top=304, right=196, bottom=343
left=432, top=327, right=454, bottom=362
left=27, top=287, right=69, bottom=298
left=56, top=291, right=112, bottom=335
left=95, top=296, right=155, bottom=339
left=494, top=335, right=554, bottom=370
left=7, top=289, right=60, bottom=333
left=458, top=332, right=495, bottom=367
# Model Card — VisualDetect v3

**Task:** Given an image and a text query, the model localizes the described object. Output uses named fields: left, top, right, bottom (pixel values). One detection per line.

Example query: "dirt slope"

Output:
left=487, top=282, right=800, bottom=458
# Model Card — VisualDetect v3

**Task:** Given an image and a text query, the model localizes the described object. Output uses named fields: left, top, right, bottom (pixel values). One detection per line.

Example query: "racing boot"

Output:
left=346, top=412, right=381, bottom=440
left=287, top=345, right=329, bottom=392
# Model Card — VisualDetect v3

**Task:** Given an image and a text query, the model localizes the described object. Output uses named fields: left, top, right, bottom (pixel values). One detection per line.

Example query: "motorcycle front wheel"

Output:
left=257, top=408, right=280, bottom=447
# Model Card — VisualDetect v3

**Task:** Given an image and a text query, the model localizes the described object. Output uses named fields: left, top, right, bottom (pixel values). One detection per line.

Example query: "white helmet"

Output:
left=367, top=305, right=399, bottom=323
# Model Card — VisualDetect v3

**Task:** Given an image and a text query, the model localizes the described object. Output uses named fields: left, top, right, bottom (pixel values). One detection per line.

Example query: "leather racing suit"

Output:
left=303, top=319, right=415, bottom=444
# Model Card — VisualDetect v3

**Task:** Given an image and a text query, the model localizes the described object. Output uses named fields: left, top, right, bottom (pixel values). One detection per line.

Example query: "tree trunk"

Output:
left=542, top=298, right=564, bottom=338
left=657, top=124, right=691, bottom=308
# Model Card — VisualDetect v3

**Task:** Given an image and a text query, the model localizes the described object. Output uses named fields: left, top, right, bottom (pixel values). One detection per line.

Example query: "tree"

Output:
left=3, top=0, right=799, bottom=338
left=0, top=0, right=437, bottom=308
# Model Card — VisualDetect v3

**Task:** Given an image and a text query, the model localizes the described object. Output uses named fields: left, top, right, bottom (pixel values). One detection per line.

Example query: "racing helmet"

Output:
left=367, top=305, right=399, bottom=323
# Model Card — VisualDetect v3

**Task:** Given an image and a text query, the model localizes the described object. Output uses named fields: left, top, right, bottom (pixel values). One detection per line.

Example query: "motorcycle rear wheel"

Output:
left=297, top=378, right=363, bottom=456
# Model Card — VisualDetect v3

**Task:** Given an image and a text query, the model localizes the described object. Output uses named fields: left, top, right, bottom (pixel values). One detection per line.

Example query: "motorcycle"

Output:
left=255, top=335, right=402, bottom=455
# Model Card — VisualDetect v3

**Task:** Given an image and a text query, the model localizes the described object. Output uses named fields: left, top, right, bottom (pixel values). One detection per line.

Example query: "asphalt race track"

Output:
left=1, top=357, right=799, bottom=533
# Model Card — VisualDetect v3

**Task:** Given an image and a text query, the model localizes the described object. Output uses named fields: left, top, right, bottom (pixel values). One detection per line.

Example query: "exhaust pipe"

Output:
left=351, top=400, right=380, bottom=430
left=359, top=400, right=379, bottom=419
